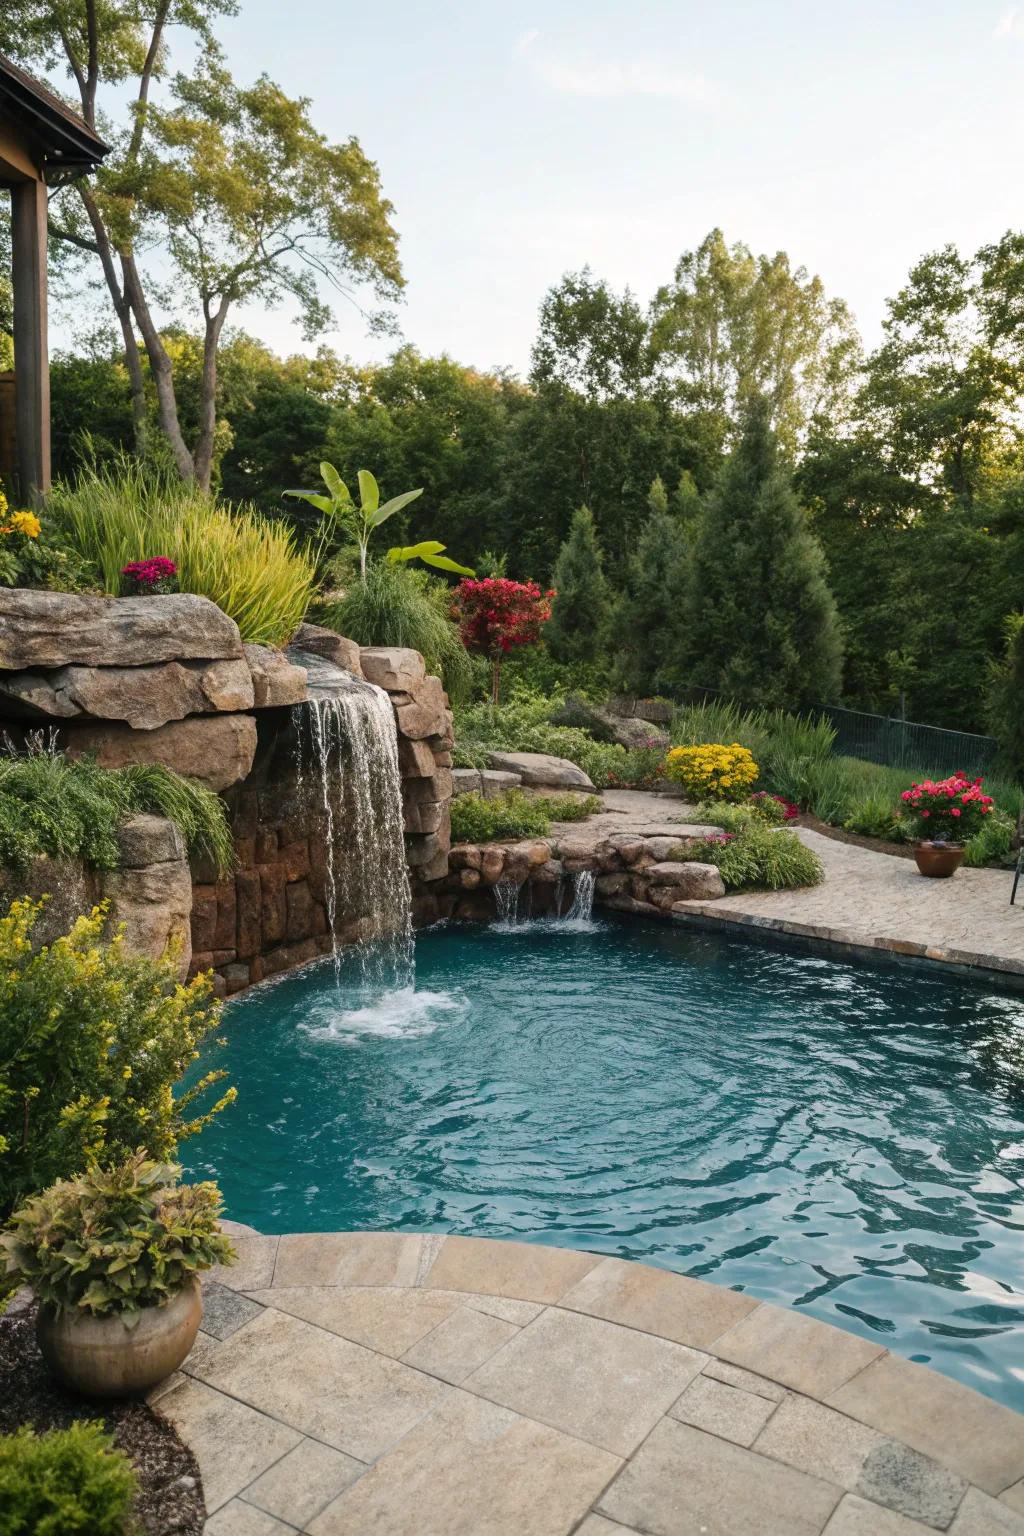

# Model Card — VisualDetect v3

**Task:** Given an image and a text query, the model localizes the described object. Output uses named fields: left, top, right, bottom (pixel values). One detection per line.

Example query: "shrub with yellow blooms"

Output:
left=0, top=898, right=234, bottom=1220
left=0, top=490, right=93, bottom=592
left=664, top=742, right=759, bottom=802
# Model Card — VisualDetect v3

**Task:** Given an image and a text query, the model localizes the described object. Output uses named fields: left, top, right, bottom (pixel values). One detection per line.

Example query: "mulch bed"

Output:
left=797, top=810, right=918, bottom=860
left=0, top=1297, right=205, bottom=1536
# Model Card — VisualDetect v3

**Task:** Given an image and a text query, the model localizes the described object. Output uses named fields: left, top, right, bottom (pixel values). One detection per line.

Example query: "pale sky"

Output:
left=58, top=1, right=1024, bottom=375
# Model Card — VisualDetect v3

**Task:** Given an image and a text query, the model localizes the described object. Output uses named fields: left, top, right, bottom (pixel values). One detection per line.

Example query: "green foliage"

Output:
left=322, top=561, right=472, bottom=702
left=48, top=462, right=315, bottom=645
left=546, top=506, right=612, bottom=665
left=288, top=461, right=472, bottom=584
left=988, top=612, right=1024, bottom=780
left=0, top=1421, right=137, bottom=1536
left=0, top=748, right=233, bottom=876
left=450, top=789, right=599, bottom=843
left=678, top=823, right=824, bottom=891
left=0, top=504, right=96, bottom=594
left=453, top=690, right=627, bottom=787
left=613, top=509, right=691, bottom=694
left=688, top=399, right=843, bottom=709
left=964, top=810, right=1016, bottom=868
left=2, top=1154, right=234, bottom=1322
left=843, top=793, right=902, bottom=840
left=688, top=796, right=787, bottom=832
left=0, top=899, right=234, bottom=1219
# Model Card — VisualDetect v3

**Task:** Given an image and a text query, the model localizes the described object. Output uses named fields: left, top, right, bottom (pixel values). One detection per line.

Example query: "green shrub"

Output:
left=686, top=797, right=787, bottom=831
left=321, top=561, right=472, bottom=701
left=843, top=792, right=902, bottom=840
left=542, top=793, right=602, bottom=823
left=451, top=790, right=551, bottom=842
left=0, top=1421, right=137, bottom=1536
left=678, top=823, right=824, bottom=891
left=48, top=460, right=315, bottom=645
left=0, top=899, right=234, bottom=1219
left=0, top=748, right=233, bottom=876
left=2, top=1153, right=234, bottom=1322
left=453, top=689, right=628, bottom=787
left=964, top=810, right=1016, bottom=868
left=0, top=497, right=96, bottom=594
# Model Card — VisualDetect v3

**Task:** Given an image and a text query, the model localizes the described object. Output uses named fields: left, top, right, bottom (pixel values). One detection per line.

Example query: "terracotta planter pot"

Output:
left=913, top=842, right=966, bottom=879
left=36, top=1280, right=202, bottom=1398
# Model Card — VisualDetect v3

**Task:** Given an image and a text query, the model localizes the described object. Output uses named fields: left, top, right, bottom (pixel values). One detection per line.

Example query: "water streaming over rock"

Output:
left=565, top=868, right=595, bottom=922
left=291, top=655, right=412, bottom=989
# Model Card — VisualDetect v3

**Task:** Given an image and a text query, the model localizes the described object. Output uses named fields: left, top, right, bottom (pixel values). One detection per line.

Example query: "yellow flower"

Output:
left=0, top=508, right=41, bottom=539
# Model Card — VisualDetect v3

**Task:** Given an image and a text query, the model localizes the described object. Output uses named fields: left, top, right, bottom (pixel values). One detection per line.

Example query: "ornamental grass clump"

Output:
left=0, top=1421, right=137, bottom=1536
left=665, top=742, right=759, bottom=802
left=1, top=1154, right=234, bottom=1325
left=900, top=772, right=995, bottom=844
left=677, top=822, right=823, bottom=891
left=49, top=461, right=315, bottom=644
left=450, top=789, right=601, bottom=844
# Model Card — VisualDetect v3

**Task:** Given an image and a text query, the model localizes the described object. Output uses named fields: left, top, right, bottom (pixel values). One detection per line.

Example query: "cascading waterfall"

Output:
left=292, top=671, right=413, bottom=991
left=565, top=869, right=596, bottom=923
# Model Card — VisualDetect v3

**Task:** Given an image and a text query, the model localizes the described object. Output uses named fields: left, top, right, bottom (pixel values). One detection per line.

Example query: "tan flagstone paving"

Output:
left=154, top=1231, right=1024, bottom=1534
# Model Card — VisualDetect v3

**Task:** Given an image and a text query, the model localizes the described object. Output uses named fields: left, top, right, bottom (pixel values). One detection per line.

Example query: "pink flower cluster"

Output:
left=751, top=791, right=799, bottom=821
left=900, top=771, right=994, bottom=843
left=121, top=557, right=178, bottom=594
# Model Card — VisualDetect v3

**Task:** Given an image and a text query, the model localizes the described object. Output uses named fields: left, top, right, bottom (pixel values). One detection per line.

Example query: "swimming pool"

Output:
left=181, top=913, right=1024, bottom=1411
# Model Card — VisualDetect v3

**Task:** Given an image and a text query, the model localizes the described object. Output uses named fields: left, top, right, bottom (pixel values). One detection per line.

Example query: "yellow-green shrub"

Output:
left=0, top=899, right=234, bottom=1219
left=49, top=462, right=316, bottom=645
left=665, top=742, right=758, bottom=802
left=0, top=1422, right=137, bottom=1536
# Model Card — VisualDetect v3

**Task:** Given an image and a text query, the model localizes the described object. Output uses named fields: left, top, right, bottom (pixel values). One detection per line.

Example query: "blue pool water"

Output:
left=181, top=914, right=1024, bottom=1411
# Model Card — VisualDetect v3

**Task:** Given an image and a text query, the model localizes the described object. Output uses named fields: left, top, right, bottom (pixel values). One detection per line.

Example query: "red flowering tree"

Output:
left=451, top=578, right=554, bottom=704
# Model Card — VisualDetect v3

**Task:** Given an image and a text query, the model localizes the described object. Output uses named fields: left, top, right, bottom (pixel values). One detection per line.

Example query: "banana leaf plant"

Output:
left=286, top=463, right=474, bottom=584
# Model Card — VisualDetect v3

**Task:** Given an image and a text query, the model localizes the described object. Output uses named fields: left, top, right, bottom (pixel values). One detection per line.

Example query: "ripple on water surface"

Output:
left=181, top=916, right=1024, bottom=1412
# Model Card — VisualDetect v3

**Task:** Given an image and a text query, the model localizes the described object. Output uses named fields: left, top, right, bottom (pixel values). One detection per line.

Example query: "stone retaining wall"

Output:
left=417, top=826, right=726, bottom=925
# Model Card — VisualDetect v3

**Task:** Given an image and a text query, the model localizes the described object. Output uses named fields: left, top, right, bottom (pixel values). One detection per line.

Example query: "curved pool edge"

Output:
left=155, top=1231, right=1024, bottom=1533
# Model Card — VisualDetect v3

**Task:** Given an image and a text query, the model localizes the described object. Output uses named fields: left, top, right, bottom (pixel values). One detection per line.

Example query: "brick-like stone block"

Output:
left=190, top=884, right=218, bottom=952
left=213, top=882, right=236, bottom=951
left=259, top=864, right=288, bottom=945
left=285, top=879, right=317, bottom=942
left=279, top=840, right=311, bottom=882
left=235, top=870, right=262, bottom=958
left=404, top=798, right=445, bottom=835
left=398, top=736, right=436, bottom=777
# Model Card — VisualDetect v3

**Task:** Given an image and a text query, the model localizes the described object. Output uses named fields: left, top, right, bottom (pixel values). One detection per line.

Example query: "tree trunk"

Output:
left=120, top=252, right=195, bottom=481
left=76, top=188, right=148, bottom=457
left=192, top=299, right=229, bottom=494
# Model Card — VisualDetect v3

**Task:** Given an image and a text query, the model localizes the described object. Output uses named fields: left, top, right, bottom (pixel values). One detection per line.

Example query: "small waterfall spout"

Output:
left=494, top=879, right=522, bottom=927
left=565, top=869, right=596, bottom=923
left=292, top=659, right=412, bottom=988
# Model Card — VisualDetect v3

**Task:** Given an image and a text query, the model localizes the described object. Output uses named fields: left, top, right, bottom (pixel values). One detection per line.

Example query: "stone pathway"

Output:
left=546, top=791, right=1024, bottom=982
left=155, top=1231, right=1024, bottom=1535
left=672, top=824, right=1024, bottom=982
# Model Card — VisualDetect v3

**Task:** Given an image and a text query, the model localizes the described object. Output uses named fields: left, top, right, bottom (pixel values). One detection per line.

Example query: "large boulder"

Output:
left=487, top=750, right=595, bottom=792
left=65, top=714, right=258, bottom=792
left=244, top=644, right=308, bottom=709
left=553, top=694, right=668, bottom=750
left=643, top=861, right=726, bottom=900
left=359, top=646, right=426, bottom=693
left=0, top=590, right=242, bottom=669
left=0, top=657, right=254, bottom=730
left=290, top=624, right=363, bottom=678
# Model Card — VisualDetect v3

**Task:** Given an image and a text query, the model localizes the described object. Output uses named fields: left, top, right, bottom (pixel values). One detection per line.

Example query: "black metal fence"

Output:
left=818, top=706, right=998, bottom=777
left=662, top=685, right=999, bottom=777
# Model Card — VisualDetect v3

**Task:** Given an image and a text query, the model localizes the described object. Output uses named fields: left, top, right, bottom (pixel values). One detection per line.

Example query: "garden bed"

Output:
left=0, top=1298, right=204, bottom=1536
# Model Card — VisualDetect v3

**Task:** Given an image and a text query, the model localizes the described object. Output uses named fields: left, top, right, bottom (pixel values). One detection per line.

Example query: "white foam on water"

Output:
left=303, top=986, right=466, bottom=1044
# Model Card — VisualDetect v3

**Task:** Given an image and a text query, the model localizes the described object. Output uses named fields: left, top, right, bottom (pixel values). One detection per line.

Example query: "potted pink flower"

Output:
left=900, top=772, right=995, bottom=877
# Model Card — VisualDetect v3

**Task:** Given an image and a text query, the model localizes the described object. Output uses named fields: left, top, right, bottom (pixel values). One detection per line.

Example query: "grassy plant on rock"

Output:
left=49, top=461, right=315, bottom=644
left=0, top=748, right=233, bottom=876
left=451, top=789, right=599, bottom=844
left=321, top=561, right=472, bottom=701
left=677, top=822, right=824, bottom=891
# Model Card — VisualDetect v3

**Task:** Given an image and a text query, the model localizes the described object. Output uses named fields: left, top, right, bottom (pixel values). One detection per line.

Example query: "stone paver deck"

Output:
left=550, top=791, right=1024, bottom=983
left=673, top=826, right=1024, bottom=982
left=157, top=1231, right=1024, bottom=1535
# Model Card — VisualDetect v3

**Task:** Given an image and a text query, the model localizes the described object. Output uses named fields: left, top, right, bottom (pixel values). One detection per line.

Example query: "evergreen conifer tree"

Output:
left=547, top=505, right=611, bottom=664
left=647, top=475, right=670, bottom=516
left=613, top=510, right=691, bottom=693
left=688, top=397, right=843, bottom=708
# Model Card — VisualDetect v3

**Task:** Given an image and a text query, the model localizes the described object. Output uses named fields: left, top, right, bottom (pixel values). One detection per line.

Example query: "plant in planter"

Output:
left=900, top=772, right=996, bottom=877
left=1, top=1154, right=235, bottom=1398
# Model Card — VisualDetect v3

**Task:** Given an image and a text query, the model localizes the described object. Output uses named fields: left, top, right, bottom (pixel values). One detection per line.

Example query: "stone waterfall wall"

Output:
left=0, top=594, right=454, bottom=993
